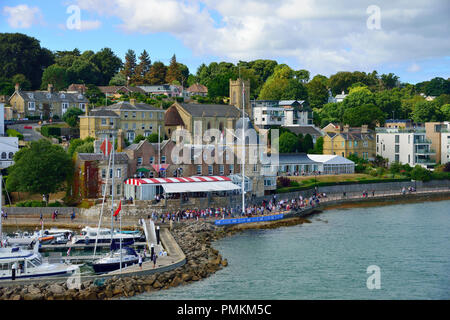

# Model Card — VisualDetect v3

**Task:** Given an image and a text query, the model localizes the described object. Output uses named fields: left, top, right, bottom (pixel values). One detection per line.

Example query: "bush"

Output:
left=6, top=129, right=24, bottom=140
left=410, top=165, right=432, bottom=182
left=40, top=126, right=61, bottom=137
left=16, top=200, right=46, bottom=207
left=277, top=176, right=292, bottom=188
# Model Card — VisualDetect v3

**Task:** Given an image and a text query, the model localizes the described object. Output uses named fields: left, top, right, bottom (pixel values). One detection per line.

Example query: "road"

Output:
left=7, top=123, right=44, bottom=142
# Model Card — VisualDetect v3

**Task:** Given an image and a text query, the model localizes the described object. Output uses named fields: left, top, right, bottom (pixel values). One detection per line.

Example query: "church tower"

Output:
left=229, top=78, right=251, bottom=119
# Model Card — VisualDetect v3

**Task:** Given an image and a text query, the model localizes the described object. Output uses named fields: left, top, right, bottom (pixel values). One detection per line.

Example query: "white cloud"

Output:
left=74, top=0, right=450, bottom=76
left=407, top=63, right=421, bottom=73
left=3, top=4, right=43, bottom=29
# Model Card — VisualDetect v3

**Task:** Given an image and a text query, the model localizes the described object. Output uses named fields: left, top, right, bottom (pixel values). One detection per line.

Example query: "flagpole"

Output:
left=241, top=80, right=245, bottom=216
left=111, top=136, right=115, bottom=247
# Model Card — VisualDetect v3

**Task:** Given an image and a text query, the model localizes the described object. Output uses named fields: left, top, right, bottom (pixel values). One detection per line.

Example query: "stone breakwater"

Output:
left=0, top=222, right=228, bottom=300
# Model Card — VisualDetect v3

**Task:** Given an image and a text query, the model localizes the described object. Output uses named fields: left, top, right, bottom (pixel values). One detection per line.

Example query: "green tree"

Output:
left=276, top=131, right=299, bottom=153
left=411, top=100, right=442, bottom=123
left=374, top=90, right=402, bottom=119
left=41, top=64, right=69, bottom=91
left=307, top=76, right=329, bottom=108
left=441, top=104, right=450, bottom=120
left=109, top=72, right=127, bottom=86
left=146, top=133, right=163, bottom=143
left=132, top=50, right=151, bottom=85
left=410, top=165, right=432, bottom=182
left=133, top=134, right=146, bottom=144
left=0, top=77, right=14, bottom=95
left=63, top=107, right=84, bottom=127
left=90, top=47, right=123, bottom=85
left=259, top=65, right=307, bottom=100
left=11, top=74, right=32, bottom=90
left=380, top=73, right=399, bottom=90
left=6, top=139, right=72, bottom=199
left=0, top=33, right=54, bottom=89
left=301, top=134, right=314, bottom=153
left=74, top=141, right=94, bottom=154
left=310, top=136, right=324, bottom=154
left=165, top=54, right=182, bottom=84
left=146, top=61, right=167, bottom=85
left=67, top=58, right=102, bottom=85
left=343, top=104, right=385, bottom=127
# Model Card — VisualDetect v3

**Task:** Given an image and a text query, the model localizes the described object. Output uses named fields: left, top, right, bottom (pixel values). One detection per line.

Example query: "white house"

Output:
left=440, top=123, right=450, bottom=164
left=251, top=100, right=313, bottom=128
left=376, top=128, right=435, bottom=168
left=0, top=137, right=19, bottom=169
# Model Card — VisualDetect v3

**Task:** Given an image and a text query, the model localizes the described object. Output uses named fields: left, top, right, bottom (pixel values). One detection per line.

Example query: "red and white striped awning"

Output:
left=124, top=176, right=232, bottom=186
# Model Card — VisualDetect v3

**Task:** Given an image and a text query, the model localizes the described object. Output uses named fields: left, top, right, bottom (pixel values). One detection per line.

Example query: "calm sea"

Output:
left=131, top=199, right=450, bottom=300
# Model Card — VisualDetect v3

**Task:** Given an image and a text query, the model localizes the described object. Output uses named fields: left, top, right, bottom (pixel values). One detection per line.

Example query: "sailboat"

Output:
left=91, top=138, right=140, bottom=274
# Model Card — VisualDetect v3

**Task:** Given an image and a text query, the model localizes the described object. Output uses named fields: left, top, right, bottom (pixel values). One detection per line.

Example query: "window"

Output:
left=142, top=123, right=145, bottom=130
left=150, top=112, right=153, bottom=119
left=377, top=135, right=379, bottom=143
left=253, top=164, right=258, bottom=172
left=395, top=135, right=399, bottom=143
left=124, top=123, right=128, bottom=130
left=342, top=141, right=345, bottom=147
left=161, top=156, right=166, bottom=164
left=363, top=141, right=368, bottom=147
left=197, top=165, right=202, bottom=175
left=1, top=152, right=6, bottom=160
left=62, top=103, right=69, bottom=114
left=395, top=145, right=400, bottom=153
left=137, top=157, right=143, bottom=166
left=150, top=156, right=154, bottom=164
left=116, top=168, right=121, bottom=178
left=408, top=135, right=410, bottom=144
left=124, top=112, right=128, bottom=118
left=354, top=141, right=358, bottom=147
left=132, top=112, right=136, bottom=118
left=395, top=154, right=399, bottom=162
left=208, top=165, right=213, bottom=175
left=142, top=112, right=145, bottom=118
left=102, top=169, right=106, bottom=179
left=219, top=165, right=224, bottom=175
left=79, top=103, right=86, bottom=111
left=101, top=118, right=106, bottom=125
left=349, top=141, right=352, bottom=147
left=8, top=152, right=14, bottom=159
left=117, top=184, right=121, bottom=196
left=132, top=123, right=136, bottom=130
left=28, top=101, right=35, bottom=110
left=229, top=164, right=234, bottom=174
left=408, top=154, right=410, bottom=163
left=109, top=169, right=113, bottom=179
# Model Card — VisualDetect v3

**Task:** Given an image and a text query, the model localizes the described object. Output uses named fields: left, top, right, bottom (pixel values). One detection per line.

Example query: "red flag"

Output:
left=67, top=247, right=71, bottom=256
left=113, top=201, right=121, bottom=217
left=100, top=138, right=113, bottom=157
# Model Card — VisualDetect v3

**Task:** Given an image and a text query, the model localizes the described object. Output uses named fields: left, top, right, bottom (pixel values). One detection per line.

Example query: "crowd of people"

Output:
left=148, top=191, right=329, bottom=224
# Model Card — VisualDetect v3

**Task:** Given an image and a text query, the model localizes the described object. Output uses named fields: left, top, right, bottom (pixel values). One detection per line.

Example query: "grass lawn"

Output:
left=288, top=174, right=383, bottom=184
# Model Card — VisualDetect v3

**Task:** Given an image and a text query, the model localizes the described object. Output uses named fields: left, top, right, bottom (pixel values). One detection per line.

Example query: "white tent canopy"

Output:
left=162, top=181, right=241, bottom=193
left=307, top=155, right=355, bottom=165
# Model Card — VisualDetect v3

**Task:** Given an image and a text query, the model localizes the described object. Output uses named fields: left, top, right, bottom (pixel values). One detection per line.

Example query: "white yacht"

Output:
left=71, top=227, right=137, bottom=245
left=92, top=247, right=140, bottom=274
left=0, top=243, right=80, bottom=281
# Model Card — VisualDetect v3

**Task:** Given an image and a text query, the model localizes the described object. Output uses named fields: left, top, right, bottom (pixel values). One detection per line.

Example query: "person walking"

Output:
left=152, top=253, right=157, bottom=268
left=138, top=254, right=143, bottom=270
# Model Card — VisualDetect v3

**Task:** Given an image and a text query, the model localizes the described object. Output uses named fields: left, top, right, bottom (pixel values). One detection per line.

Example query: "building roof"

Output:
left=179, top=103, right=242, bottom=118
left=78, top=152, right=129, bottom=162
left=105, top=101, right=163, bottom=111
left=12, top=90, right=88, bottom=103
left=283, top=126, right=323, bottom=136
left=87, top=109, right=120, bottom=117
left=277, top=153, right=319, bottom=165
left=98, top=86, right=145, bottom=94
left=187, top=83, right=208, bottom=93
left=307, top=154, right=354, bottom=165
left=164, top=106, right=185, bottom=126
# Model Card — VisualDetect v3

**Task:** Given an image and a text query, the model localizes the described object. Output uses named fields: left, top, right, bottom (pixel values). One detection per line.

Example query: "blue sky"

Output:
left=1, top=0, right=449, bottom=84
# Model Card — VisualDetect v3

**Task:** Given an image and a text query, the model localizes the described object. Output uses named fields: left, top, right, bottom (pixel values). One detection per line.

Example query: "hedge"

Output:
left=6, top=129, right=24, bottom=140
left=276, top=178, right=413, bottom=194
left=40, top=126, right=61, bottom=137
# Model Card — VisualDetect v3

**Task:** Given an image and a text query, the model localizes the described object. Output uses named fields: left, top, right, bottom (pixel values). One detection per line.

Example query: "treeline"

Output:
left=1, top=33, right=449, bottom=126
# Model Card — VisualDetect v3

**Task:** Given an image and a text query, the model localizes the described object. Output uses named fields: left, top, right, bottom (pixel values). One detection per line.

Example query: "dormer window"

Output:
left=78, top=94, right=84, bottom=100
left=60, top=93, right=66, bottom=99
left=46, top=93, right=51, bottom=99
left=27, top=93, right=34, bottom=99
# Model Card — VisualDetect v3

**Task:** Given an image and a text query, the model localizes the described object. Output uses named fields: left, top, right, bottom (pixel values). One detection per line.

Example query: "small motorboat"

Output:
left=6, top=231, right=38, bottom=246
left=0, top=242, right=80, bottom=281
left=71, top=227, right=136, bottom=245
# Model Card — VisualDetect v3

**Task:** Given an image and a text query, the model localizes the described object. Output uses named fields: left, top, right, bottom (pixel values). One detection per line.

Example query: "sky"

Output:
left=1, top=0, right=449, bottom=84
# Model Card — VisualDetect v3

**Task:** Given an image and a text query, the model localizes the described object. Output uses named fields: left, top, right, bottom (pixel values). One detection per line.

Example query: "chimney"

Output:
left=48, top=84, right=54, bottom=93
left=130, top=98, right=136, bottom=106
left=343, top=124, right=350, bottom=133
left=361, top=124, right=368, bottom=133
left=15, top=83, right=20, bottom=92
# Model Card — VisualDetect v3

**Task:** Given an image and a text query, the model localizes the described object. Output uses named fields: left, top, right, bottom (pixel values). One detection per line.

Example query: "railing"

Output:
left=415, top=149, right=436, bottom=155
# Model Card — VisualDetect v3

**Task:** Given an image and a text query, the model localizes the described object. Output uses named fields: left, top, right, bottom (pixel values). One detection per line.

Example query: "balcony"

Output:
left=413, top=138, right=432, bottom=145
left=414, top=148, right=436, bottom=155
left=414, top=158, right=435, bottom=164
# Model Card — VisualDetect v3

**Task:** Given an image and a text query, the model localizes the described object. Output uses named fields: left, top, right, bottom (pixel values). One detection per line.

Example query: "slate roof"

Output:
left=106, top=101, right=163, bottom=112
left=187, top=83, right=208, bottom=93
left=283, top=126, right=323, bottom=136
left=78, top=152, right=129, bottom=162
left=12, top=90, right=88, bottom=103
left=98, top=86, right=146, bottom=94
left=179, top=103, right=242, bottom=118
left=278, top=153, right=319, bottom=165
left=165, top=106, right=185, bottom=126
left=87, top=109, right=120, bottom=117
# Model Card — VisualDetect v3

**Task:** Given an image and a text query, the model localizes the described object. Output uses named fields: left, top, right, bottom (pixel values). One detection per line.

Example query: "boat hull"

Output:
left=92, top=258, right=139, bottom=274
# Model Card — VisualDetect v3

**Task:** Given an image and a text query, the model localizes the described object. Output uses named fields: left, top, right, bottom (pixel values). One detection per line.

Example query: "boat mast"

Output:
left=0, top=175, right=2, bottom=244
left=241, top=80, right=245, bottom=216
left=111, top=136, right=115, bottom=245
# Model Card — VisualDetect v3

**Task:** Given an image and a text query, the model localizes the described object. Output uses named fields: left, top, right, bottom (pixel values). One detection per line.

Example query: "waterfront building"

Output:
left=425, top=121, right=450, bottom=164
left=384, top=119, right=413, bottom=129
left=323, top=124, right=376, bottom=160
left=185, top=83, right=208, bottom=97
left=137, top=84, right=182, bottom=97
left=79, top=99, right=165, bottom=145
left=438, top=122, right=450, bottom=164
left=73, top=152, right=129, bottom=200
left=8, top=84, right=88, bottom=120
left=251, top=100, right=313, bottom=128
left=375, top=127, right=435, bottom=168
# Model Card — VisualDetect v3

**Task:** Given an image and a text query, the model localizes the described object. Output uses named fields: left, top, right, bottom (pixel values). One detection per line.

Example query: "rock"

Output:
left=152, top=280, right=162, bottom=289
left=28, top=286, right=41, bottom=295
left=221, top=259, right=228, bottom=267
left=49, top=284, right=64, bottom=295
left=23, top=293, right=43, bottom=300
left=181, top=273, right=192, bottom=282
left=170, top=277, right=182, bottom=287
left=11, top=295, right=22, bottom=300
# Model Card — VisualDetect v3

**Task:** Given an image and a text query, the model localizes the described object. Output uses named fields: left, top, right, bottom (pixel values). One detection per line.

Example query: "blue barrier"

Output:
left=215, top=213, right=284, bottom=226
